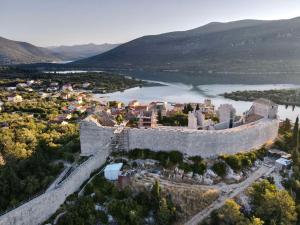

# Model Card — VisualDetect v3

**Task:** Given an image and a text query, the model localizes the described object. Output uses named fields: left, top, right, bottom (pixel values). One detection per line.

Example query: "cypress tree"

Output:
left=292, top=117, right=299, bottom=149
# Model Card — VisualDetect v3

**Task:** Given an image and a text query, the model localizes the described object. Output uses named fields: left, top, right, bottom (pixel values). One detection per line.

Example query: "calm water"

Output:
left=96, top=82, right=300, bottom=121
left=46, top=70, right=300, bottom=120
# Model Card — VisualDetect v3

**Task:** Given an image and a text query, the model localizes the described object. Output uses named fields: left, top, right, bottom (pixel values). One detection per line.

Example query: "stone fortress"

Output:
left=80, top=98, right=279, bottom=158
left=0, top=99, right=279, bottom=225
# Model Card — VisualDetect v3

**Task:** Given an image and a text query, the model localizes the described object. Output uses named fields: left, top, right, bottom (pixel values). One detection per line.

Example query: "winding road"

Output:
left=184, top=163, right=275, bottom=225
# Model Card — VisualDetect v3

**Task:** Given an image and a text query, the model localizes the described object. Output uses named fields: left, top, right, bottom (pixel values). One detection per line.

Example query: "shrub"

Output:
left=212, top=161, right=227, bottom=177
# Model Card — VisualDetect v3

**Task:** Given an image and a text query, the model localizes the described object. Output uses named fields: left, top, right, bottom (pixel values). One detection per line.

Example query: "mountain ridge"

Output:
left=0, top=37, right=119, bottom=65
left=0, top=36, right=61, bottom=65
left=71, top=17, right=300, bottom=74
left=47, top=43, right=119, bottom=61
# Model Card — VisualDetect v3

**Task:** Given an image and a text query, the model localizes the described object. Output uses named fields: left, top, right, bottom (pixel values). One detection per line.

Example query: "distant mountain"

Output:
left=72, top=17, right=300, bottom=74
left=47, top=43, right=119, bottom=61
left=0, top=37, right=61, bottom=65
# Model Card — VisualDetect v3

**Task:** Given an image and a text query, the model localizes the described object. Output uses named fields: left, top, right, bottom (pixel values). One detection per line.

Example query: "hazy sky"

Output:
left=1, top=0, right=300, bottom=47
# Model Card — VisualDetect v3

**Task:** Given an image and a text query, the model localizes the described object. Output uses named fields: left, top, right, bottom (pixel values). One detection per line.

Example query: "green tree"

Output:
left=212, top=161, right=227, bottom=177
left=249, top=180, right=297, bottom=225
left=292, top=117, right=299, bottom=149
left=210, top=199, right=248, bottom=225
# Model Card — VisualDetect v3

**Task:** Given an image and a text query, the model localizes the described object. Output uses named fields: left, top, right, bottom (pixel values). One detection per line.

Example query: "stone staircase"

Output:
left=111, top=121, right=129, bottom=152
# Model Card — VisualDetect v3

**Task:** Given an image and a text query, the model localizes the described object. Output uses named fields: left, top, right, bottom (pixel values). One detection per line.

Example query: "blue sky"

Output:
left=1, top=0, right=300, bottom=46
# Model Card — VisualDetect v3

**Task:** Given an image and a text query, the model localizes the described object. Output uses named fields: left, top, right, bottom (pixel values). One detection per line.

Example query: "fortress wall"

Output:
left=128, top=119, right=279, bottom=158
left=80, top=118, right=115, bottom=156
left=0, top=147, right=110, bottom=225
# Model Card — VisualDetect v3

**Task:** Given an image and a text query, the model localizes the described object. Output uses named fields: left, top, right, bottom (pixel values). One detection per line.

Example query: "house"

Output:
left=82, top=82, right=90, bottom=88
left=75, top=96, right=83, bottom=104
left=128, top=100, right=140, bottom=108
left=138, top=110, right=157, bottom=128
left=108, top=101, right=123, bottom=109
left=173, top=103, right=184, bottom=112
left=6, top=87, right=16, bottom=91
left=7, top=94, right=23, bottom=103
left=47, top=87, right=59, bottom=92
left=55, top=114, right=72, bottom=122
left=26, top=80, right=35, bottom=86
left=61, top=92, right=72, bottom=100
left=38, top=92, right=48, bottom=98
left=0, top=101, right=3, bottom=111
left=149, top=101, right=167, bottom=117
left=104, top=163, right=123, bottom=181
left=61, top=121, right=69, bottom=126
left=68, top=104, right=86, bottom=113
left=50, top=82, right=59, bottom=87
left=61, top=84, right=73, bottom=92
left=16, top=83, right=28, bottom=89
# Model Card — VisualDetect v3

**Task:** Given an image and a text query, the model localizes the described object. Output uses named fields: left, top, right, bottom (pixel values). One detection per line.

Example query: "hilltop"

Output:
left=0, top=36, right=60, bottom=65
left=72, top=17, right=300, bottom=74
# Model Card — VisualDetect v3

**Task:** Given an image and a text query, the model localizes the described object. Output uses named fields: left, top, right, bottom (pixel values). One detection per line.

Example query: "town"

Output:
left=1, top=73, right=298, bottom=225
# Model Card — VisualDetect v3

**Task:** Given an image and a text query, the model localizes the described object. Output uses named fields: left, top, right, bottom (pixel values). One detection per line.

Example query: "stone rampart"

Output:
left=0, top=146, right=110, bottom=225
left=127, top=119, right=279, bottom=157
left=80, top=116, right=115, bottom=156
left=79, top=117, right=279, bottom=158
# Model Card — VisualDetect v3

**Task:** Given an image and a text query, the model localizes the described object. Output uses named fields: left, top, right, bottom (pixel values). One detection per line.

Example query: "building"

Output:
left=26, top=80, right=35, bottom=86
left=0, top=101, right=3, bottom=112
left=188, top=110, right=213, bottom=129
left=252, top=98, right=278, bottom=119
left=50, top=82, right=59, bottom=87
left=7, top=94, right=23, bottom=103
left=128, top=100, right=140, bottom=108
left=82, top=82, right=90, bottom=88
left=16, top=83, right=28, bottom=89
left=138, top=110, right=157, bottom=128
left=60, top=92, right=72, bottom=100
left=149, top=101, right=167, bottom=117
left=188, top=111, right=198, bottom=129
left=61, top=84, right=73, bottom=92
left=104, top=163, right=123, bottom=181
left=80, top=99, right=280, bottom=158
left=275, top=158, right=292, bottom=171
left=173, top=103, right=184, bottom=112
left=217, top=104, right=236, bottom=128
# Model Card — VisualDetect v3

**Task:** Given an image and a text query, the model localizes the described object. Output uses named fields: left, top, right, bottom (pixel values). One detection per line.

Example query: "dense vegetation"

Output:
left=205, top=117, right=300, bottom=225
left=55, top=177, right=178, bottom=225
left=219, top=148, right=267, bottom=172
left=0, top=93, right=80, bottom=212
left=203, top=180, right=297, bottom=225
left=0, top=67, right=144, bottom=93
left=223, top=89, right=300, bottom=107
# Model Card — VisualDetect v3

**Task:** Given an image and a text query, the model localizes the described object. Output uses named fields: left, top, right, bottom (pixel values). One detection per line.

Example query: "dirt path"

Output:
left=184, top=164, right=274, bottom=225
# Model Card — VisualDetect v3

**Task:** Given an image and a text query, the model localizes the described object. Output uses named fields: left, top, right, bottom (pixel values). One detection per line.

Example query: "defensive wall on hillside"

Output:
left=0, top=146, right=110, bottom=225
left=80, top=116, right=279, bottom=158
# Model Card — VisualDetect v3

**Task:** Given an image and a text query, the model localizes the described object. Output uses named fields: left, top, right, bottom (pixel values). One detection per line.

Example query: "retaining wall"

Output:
left=0, top=147, right=110, bottom=225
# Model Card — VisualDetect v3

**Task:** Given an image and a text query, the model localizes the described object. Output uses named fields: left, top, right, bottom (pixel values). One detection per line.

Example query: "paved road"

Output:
left=184, top=164, right=274, bottom=225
